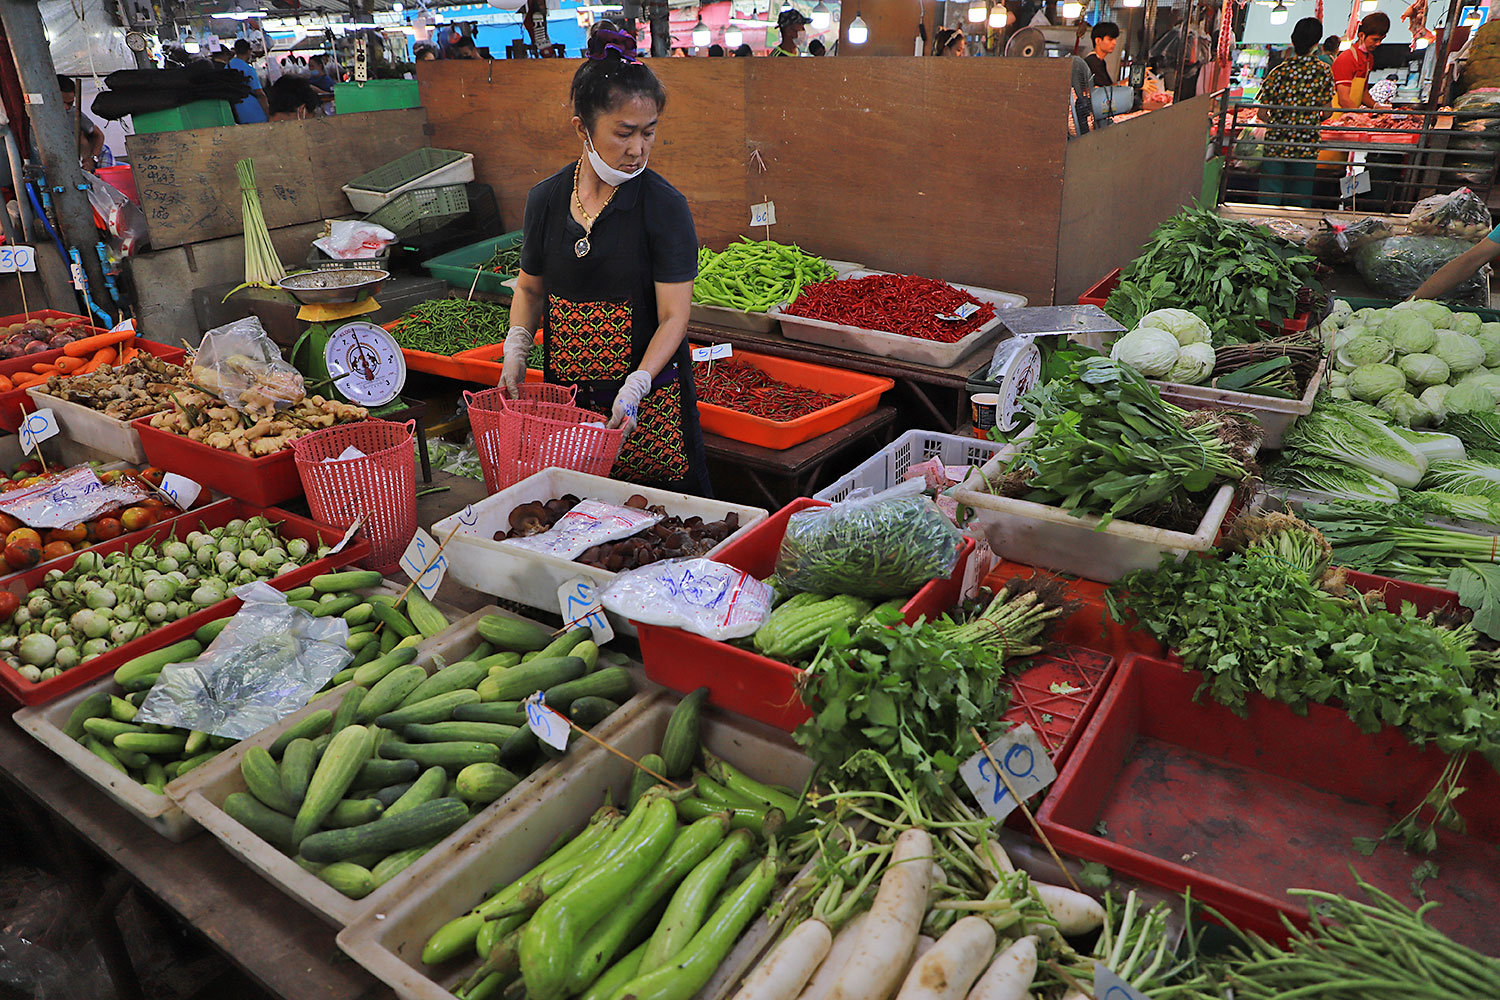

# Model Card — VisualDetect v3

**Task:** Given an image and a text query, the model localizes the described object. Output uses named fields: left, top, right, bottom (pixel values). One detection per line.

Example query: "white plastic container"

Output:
left=180, top=607, right=654, bottom=928
left=342, top=152, right=476, bottom=213
left=336, top=692, right=815, bottom=1000
left=431, top=468, right=767, bottom=637
left=1150, top=356, right=1327, bottom=450
left=770, top=270, right=1027, bottom=368
left=27, top=387, right=158, bottom=464
left=689, top=302, right=780, bottom=334
left=815, top=429, right=1008, bottom=503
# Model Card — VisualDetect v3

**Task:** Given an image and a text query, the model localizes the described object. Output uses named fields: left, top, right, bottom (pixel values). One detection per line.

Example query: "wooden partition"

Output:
left=419, top=60, right=1206, bottom=306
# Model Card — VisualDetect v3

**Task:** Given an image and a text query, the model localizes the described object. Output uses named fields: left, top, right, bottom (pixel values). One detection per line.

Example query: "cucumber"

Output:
left=332, top=685, right=367, bottom=733
left=290, top=600, right=322, bottom=614
left=371, top=843, right=433, bottom=887
left=367, top=780, right=412, bottom=806
left=370, top=601, right=418, bottom=639
left=344, top=603, right=375, bottom=628
left=357, top=665, right=427, bottom=723
left=497, top=726, right=539, bottom=763
left=350, top=756, right=421, bottom=790
left=375, top=689, right=480, bottom=730
left=194, top=617, right=231, bottom=646
left=454, top=762, right=520, bottom=805
left=379, top=627, right=400, bottom=654
left=386, top=765, right=447, bottom=817
left=628, top=754, right=664, bottom=809
left=481, top=656, right=587, bottom=703
left=475, top=615, right=553, bottom=653
left=285, top=586, right=316, bottom=602
left=310, top=570, right=384, bottom=593
left=402, top=721, right=519, bottom=745
left=114, top=747, right=152, bottom=770
left=293, top=724, right=376, bottom=844
left=479, top=653, right=523, bottom=676
left=317, top=860, right=376, bottom=899
left=325, top=797, right=384, bottom=828
left=568, top=697, right=621, bottom=730
left=145, top=760, right=167, bottom=793
left=346, top=630, right=378, bottom=654
left=299, top=797, right=470, bottom=864
left=314, top=595, right=362, bottom=618
left=280, top=738, right=317, bottom=806
left=176, top=750, right=219, bottom=776
left=536, top=627, right=592, bottom=661
left=269, top=709, right=335, bottom=758
left=224, top=791, right=298, bottom=851
left=352, top=647, right=420, bottom=689
left=397, top=660, right=487, bottom=710
left=660, top=687, right=708, bottom=779
left=82, top=717, right=143, bottom=742
left=108, top=695, right=137, bottom=722
left=184, top=730, right=209, bottom=757
left=81, top=735, right=127, bottom=773
left=451, top=701, right=527, bottom=726
left=113, top=638, right=204, bottom=689
left=242, top=746, right=298, bottom=814
left=405, top=590, right=450, bottom=638
left=120, top=671, right=160, bottom=693
left=380, top=739, right=502, bottom=770
left=573, top=640, right=600, bottom=672
left=545, top=666, right=632, bottom=711
left=63, top=691, right=112, bottom=740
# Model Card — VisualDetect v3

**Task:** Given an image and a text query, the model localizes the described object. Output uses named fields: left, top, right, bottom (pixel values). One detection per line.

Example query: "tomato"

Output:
left=141, top=467, right=165, bottom=486
left=15, top=460, right=42, bottom=475
left=47, top=524, right=87, bottom=545
left=17, top=476, right=43, bottom=488
left=93, top=517, right=123, bottom=541
left=3, top=531, right=40, bottom=570
left=120, top=507, right=154, bottom=532
left=40, top=540, right=73, bottom=561
left=0, top=513, right=21, bottom=536
left=0, top=592, right=18, bottom=621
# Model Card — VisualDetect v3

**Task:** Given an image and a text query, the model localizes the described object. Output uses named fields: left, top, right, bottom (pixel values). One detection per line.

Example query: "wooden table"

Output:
left=703, top=406, right=898, bottom=509
left=688, top=321, right=979, bottom=433
left=0, top=716, right=388, bottom=1000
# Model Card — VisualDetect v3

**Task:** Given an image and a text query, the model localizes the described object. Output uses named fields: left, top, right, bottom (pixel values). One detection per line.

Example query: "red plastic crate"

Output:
left=132, top=418, right=303, bottom=508
left=0, top=311, right=105, bottom=380
left=689, top=348, right=894, bottom=451
left=1344, top=569, right=1458, bottom=616
left=456, top=342, right=544, bottom=384
left=635, top=497, right=974, bottom=731
left=984, top=560, right=1166, bottom=663
left=0, top=340, right=187, bottom=433
left=1075, top=267, right=1308, bottom=334
left=1037, top=654, right=1500, bottom=953
left=1000, top=644, right=1115, bottom=769
left=0, top=498, right=372, bottom=707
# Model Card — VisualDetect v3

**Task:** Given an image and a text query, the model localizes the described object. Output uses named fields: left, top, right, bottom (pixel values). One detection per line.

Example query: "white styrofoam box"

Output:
left=342, top=152, right=476, bottom=213
left=181, top=606, right=656, bottom=928
left=431, top=468, right=768, bottom=637
left=26, top=387, right=157, bottom=464
left=815, top=429, right=1008, bottom=503
left=770, top=270, right=1028, bottom=368
left=336, top=693, right=814, bottom=1000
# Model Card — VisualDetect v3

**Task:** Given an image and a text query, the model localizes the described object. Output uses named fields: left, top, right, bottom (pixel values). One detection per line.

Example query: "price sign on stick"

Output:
left=18, top=409, right=58, bottom=455
left=399, top=528, right=448, bottom=599
left=1094, top=964, right=1150, bottom=1000
left=0, top=246, right=38, bottom=272
left=524, top=692, right=570, bottom=750
left=558, top=577, right=614, bottom=645
left=959, top=724, right=1057, bottom=822
left=156, top=473, right=202, bottom=510
left=1340, top=170, right=1372, bottom=201
left=691, top=344, right=733, bottom=363
left=749, top=201, right=776, bottom=227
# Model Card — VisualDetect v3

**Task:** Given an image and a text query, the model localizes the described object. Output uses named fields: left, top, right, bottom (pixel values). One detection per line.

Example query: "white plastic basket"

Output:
left=815, top=429, right=1007, bottom=503
left=342, top=151, right=475, bottom=213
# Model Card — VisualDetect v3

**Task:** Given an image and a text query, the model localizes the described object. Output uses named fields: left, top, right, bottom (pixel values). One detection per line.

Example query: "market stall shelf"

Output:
left=132, top=417, right=304, bottom=508
left=336, top=692, right=811, bottom=1000
left=180, top=607, right=653, bottom=928
left=0, top=498, right=371, bottom=707
left=1036, top=653, right=1500, bottom=954
left=692, top=348, right=893, bottom=451
left=431, top=468, right=767, bottom=637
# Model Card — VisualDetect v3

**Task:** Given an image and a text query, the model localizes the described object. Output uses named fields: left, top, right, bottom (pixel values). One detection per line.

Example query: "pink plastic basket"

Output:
left=466, top=384, right=624, bottom=493
left=292, top=420, right=417, bottom=574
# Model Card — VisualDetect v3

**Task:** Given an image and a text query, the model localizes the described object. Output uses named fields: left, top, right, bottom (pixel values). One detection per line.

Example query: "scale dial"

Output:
left=324, top=320, right=406, bottom=406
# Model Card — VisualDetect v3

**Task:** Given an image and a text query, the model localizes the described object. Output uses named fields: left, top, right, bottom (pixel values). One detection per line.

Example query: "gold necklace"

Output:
left=571, top=157, right=617, bottom=258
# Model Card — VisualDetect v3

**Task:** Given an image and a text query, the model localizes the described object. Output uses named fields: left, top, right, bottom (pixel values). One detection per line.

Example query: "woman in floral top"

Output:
left=1258, top=17, right=1334, bottom=206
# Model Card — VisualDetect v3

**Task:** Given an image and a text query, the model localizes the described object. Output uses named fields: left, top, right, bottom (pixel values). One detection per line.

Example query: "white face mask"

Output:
left=585, top=132, right=647, bottom=187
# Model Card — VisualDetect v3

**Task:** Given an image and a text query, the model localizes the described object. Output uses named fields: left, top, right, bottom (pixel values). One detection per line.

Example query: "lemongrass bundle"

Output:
left=237, top=158, right=285, bottom=285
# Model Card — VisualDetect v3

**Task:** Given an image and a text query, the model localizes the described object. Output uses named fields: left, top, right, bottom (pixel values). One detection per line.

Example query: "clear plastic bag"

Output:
left=774, top=483, right=963, bottom=600
left=84, top=169, right=148, bottom=257
left=502, top=500, right=663, bottom=561
left=600, top=558, right=773, bottom=641
left=1407, top=187, right=1493, bottom=240
left=1303, top=216, right=1395, bottom=261
left=190, top=316, right=306, bottom=414
left=1250, top=218, right=1315, bottom=245
left=1354, top=236, right=1491, bottom=307
left=135, top=583, right=352, bottom=739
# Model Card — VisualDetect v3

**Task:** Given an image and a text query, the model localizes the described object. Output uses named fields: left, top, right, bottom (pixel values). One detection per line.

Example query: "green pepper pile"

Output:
left=693, top=238, right=836, bottom=313
left=481, top=239, right=524, bottom=276
left=389, top=300, right=512, bottom=356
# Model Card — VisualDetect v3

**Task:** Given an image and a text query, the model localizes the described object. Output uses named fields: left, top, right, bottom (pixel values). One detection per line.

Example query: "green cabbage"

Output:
left=1329, top=386, right=1354, bottom=400
left=1347, top=363, right=1407, bottom=402
left=1165, top=342, right=1216, bottom=384
left=1418, top=459, right=1500, bottom=502
left=1407, top=300, right=1454, bottom=328
left=1378, top=391, right=1432, bottom=427
left=1480, top=321, right=1500, bottom=340
left=1478, top=335, right=1500, bottom=368
left=1432, top=331, right=1486, bottom=374
left=1451, top=311, right=1483, bottom=336
left=1109, top=326, right=1179, bottom=378
left=1396, top=352, right=1450, bottom=386
left=1419, top=384, right=1451, bottom=422
left=1332, top=325, right=1366, bottom=351
left=1139, top=308, right=1211, bottom=346
left=1328, top=299, right=1354, bottom=326
left=1379, top=310, right=1437, bottom=354
left=1336, top=335, right=1394, bottom=371
left=1442, top=381, right=1497, bottom=415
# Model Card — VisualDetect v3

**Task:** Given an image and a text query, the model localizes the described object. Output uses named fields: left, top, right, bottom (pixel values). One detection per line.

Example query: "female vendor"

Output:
left=501, top=30, right=710, bottom=496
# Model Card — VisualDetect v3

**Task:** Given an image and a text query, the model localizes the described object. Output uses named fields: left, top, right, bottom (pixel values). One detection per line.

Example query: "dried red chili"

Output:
left=781, top=274, right=995, bottom=343
left=693, top=358, right=850, bottom=422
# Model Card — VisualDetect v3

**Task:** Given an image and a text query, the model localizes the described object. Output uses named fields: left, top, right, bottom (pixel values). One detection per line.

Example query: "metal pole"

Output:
left=1426, top=0, right=1463, bottom=110
left=0, top=0, right=111, bottom=318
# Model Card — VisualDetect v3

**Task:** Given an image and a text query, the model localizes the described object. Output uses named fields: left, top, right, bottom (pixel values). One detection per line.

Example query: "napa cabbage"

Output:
left=1419, top=459, right=1500, bottom=503
left=1282, top=405, right=1428, bottom=487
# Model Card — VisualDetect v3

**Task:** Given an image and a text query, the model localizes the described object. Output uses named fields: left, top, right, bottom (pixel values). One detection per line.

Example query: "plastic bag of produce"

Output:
left=600, top=558, right=773, bottom=641
left=1250, top=218, right=1315, bottom=244
left=1354, top=236, right=1491, bottom=307
left=1407, top=187, right=1493, bottom=241
left=191, top=315, right=306, bottom=414
left=775, top=483, right=963, bottom=599
left=312, top=220, right=395, bottom=260
left=135, top=583, right=352, bottom=739
left=1304, top=216, right=1395, bottom=262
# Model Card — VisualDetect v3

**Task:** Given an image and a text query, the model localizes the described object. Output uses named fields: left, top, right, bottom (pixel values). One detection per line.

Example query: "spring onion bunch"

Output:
left=237, top=158, right=285, bottom=286
left=933, top=581, right=1064, bottom=661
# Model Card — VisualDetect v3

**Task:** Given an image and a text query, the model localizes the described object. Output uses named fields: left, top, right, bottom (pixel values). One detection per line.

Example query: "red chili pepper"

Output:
left=693, top=358, right=849, bottom=422
left=782, top=274, right=995, bottom=343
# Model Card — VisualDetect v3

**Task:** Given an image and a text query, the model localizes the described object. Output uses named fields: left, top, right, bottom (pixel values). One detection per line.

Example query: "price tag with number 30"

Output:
left=524, top=692, right=570, bottom=751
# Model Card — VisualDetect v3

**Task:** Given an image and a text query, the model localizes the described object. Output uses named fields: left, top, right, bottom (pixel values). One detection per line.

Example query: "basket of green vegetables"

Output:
left=421, top=231, right=523, bottom=297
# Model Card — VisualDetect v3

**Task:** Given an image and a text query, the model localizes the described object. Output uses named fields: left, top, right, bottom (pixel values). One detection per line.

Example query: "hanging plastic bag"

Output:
left=191, top=315, right=306, bottom=414
left=135, top=583, right=352, bottom=739
left=1304, top=216, right=1394, bottom=261
left=1407, top=187, right=1493, bottom=241
left=774, top=483, right=964, bottom=600
left=600, top=558, right=773, bottom=641
left=1355, top=236, right=1490, bottom=307
left=83, top=169, right=148, bottom=257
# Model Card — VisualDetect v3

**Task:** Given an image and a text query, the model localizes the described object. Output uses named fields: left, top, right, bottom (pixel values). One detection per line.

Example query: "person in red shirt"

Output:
left=1331, top=12, right=1390, bottom=108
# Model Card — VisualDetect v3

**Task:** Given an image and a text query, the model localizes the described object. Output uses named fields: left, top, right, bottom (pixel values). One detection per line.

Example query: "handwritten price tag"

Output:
left=958, top=723, right=1057, bottom=822
left=691, top=344, right=733, bottom=363
left=1094, top=964, right=1149, bottom=1000
left=750, top=201, right=777, bottom=227
left=1339, top=170, right=1372, bottom=200
left=524, top=692, right=570, bottom=751
left=157, top=473, right=201, bottom=510
left=558, top=576, right=614, bottom=645
left=399, top=528, right=447, bottom=599
left=0, top=246, right=37, bottom=273
left=18, top=408, right=58, bottom=454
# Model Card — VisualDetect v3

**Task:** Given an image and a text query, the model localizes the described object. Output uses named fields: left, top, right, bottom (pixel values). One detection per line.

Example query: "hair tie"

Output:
left=591, top=30, right=641, bottom=63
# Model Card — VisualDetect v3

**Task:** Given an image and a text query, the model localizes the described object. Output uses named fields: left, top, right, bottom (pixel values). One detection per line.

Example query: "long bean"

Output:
left=389, top=299, right=512, bottom=355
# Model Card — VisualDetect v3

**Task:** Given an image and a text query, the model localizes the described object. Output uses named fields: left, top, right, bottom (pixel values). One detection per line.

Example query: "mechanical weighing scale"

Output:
left=967, top=305, right=1128, bottom=431
left=279, top=269, right=407, bottom=408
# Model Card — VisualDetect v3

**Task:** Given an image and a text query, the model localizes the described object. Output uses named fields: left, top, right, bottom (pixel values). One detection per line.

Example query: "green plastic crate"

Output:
left=132, top=100, right=235, bottom=134
left=334, top=80, right=420, bottom=113
left=422, top=231, right=523, bottom=295
left=1339, top=296, right=1500, bottom=322
left=361, top=184, right=470, bottom=239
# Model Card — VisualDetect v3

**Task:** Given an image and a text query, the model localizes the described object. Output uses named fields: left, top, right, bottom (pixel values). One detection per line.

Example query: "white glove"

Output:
left=500, top=325, right=534, bottom=398
left=608, top=370, right=653, bottom=439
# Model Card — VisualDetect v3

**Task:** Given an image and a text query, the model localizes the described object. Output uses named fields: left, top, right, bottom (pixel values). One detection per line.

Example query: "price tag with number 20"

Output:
left=958, top=723, right=1057, bottom=822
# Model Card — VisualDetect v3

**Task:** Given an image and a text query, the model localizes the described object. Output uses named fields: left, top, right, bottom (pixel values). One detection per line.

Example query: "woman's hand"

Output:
left=500, top=325, right=535, bottom=398
left=608, top=370, right=653, bottom=438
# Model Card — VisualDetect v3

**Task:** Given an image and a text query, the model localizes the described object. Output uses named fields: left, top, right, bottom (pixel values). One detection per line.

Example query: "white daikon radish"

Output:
left=734, top=920, right=834, bottom=1000
left=895, top=917, right=996, bottom=1000
left=1033, top=883, right=1106, bottom=936
left=904, top=935, right=936, bottom=979
left=965, top=935, right=1037, bottom=1000
left=797, top=912, right=869, bottom=1000
left=827, top=828, right=934, bottom=1000
left=977, top=840, right=1015, bottom=878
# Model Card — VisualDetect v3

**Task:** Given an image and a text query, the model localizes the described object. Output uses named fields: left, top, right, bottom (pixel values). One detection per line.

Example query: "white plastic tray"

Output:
left=336, top=692, right=815, bottom=1000
left=26, top=387, right=162, bottom=464
left=431, top=468, right=767, bottom=637
left=342, top=152, right=475, bottom=213
left=181, top=606, right=655, bottom=928
left=689, top=302, right=780, bottom=334
left=1150, top=356, right=1327, bottom=450
left=770, top=270, right=1027, bottom=368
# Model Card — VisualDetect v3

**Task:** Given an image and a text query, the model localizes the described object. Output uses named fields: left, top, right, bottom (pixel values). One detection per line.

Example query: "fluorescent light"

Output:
left=848, top=11, right=868, bottom=43
left=989, top=5, right=1007, bottom=25
left=183, top=39, right=201, bottom=51
left=1416, top=35, right=1431, bottom=47
left=1361, top=0, right=1377, bottom=9
left=691, top=19, right=710, bottom=45
left=969, top=0, right=987, bottom=21
left=1269, top=2, right=1287, bottom=24
left=1123, top=0, right=1141, bottom=7
left=1339, top=38, right=1352, bottom=48
left=725, top=25, right=743, bottom=46
left=393, top=2, right=402, bottom=10
left=1062, top=1, right=1082, bottom=18
left=811, top=1, right=830, bottom=30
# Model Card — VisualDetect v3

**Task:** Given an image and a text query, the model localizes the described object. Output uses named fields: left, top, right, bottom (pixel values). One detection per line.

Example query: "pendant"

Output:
left=574, top=236, right=591, bottom=258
